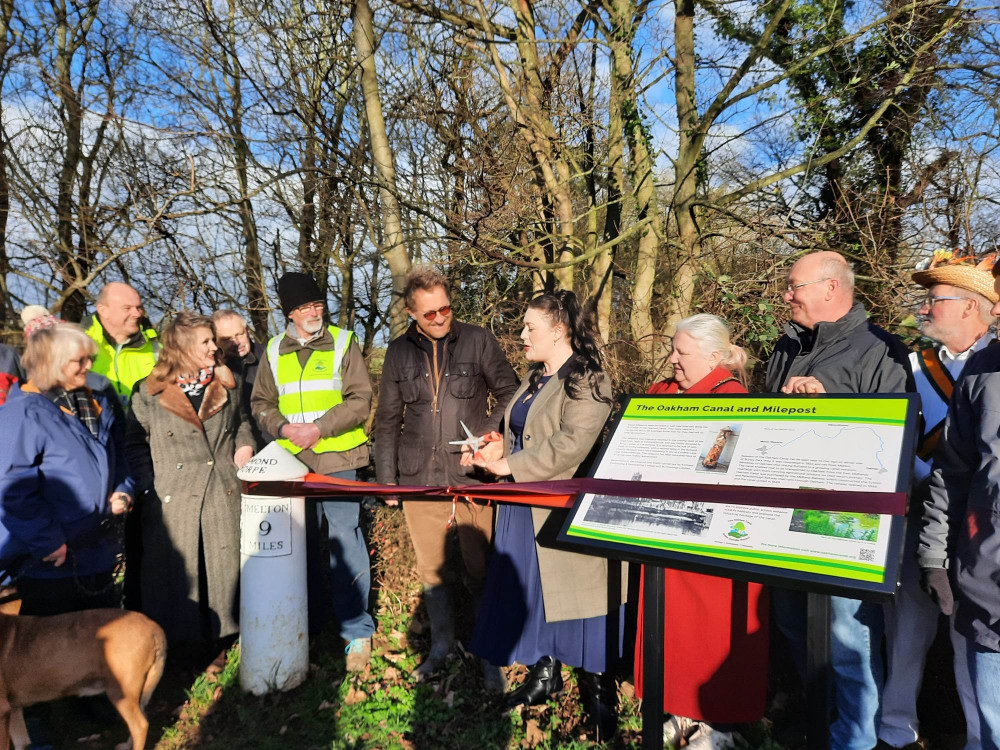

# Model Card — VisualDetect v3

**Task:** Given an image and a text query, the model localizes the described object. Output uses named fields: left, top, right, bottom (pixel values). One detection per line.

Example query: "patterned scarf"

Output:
left=175, top=367, right=214, bottom=397
left=53, top=388, right=100, bottom=437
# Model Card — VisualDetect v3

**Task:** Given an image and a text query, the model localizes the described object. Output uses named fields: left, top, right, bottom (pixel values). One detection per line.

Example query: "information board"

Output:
left=558, top=393, right=918, bottom=599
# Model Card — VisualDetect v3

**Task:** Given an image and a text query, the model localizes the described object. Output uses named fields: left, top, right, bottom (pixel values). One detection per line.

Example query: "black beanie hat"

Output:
left=277, top=272, right=324, bottom=317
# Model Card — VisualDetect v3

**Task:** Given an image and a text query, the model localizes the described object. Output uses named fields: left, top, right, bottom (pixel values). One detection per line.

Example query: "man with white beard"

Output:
left=251, top=272, right=375, bottom=671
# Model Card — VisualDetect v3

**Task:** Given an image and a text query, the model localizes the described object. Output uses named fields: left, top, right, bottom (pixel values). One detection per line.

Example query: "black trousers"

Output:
left=17, top=571, right=118, bottom=616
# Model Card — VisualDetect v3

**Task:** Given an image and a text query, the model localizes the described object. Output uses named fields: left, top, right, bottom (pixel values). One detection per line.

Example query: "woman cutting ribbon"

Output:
left=462, top=290, right=621, bottom=740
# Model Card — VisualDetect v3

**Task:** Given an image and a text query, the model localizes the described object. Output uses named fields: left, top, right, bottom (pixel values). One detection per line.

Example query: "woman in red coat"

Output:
left=634, top=313, right=768, bottom=749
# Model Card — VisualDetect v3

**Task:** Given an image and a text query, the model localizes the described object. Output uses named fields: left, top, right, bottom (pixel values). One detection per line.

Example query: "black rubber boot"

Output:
left=413, top=585, right=454, bottom=682
left=578, top=669, right=619, bottom=742
left=503, top=655, right=563, bottom=709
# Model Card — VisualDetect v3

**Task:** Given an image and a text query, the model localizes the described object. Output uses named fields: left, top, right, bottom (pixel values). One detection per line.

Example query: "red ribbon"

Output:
left=242, top=474, right=908, bottom=516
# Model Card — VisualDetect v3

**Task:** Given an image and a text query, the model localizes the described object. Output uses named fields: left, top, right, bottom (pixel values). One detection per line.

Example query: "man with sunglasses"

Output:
left=878, top=253, right=997, bottom=750
left=765, top=251, right=912, bottom=750
left=374, top=267, right=517, bottom=686
left=251, top=271, right=375, bottom=671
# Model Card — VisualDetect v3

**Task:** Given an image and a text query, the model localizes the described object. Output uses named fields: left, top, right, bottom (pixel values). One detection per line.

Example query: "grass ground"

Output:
left=46, top=505, right=966, bottom=749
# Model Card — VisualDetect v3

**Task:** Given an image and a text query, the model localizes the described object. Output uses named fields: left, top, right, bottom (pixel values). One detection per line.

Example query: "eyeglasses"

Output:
left=785, top=278, right=831, bottom=294
left=920, top=295, right=967, bottom=309
left=420, top=305, right=452, bottom=321
left=68, top=355, right=93, bottom=367
left=293, top=302, right=324, bottom=314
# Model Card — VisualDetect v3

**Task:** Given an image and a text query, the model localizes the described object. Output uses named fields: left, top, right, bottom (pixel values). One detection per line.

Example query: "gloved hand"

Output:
left=920, top=567, right=954, bottom=615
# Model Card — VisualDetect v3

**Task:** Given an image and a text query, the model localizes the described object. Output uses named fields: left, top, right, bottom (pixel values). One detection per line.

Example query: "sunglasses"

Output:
left=420, top=305, right=452, bottom=322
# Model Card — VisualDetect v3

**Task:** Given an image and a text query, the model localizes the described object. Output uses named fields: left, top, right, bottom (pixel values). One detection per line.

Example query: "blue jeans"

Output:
left=968, top=642, right=1000, bottom=750
left=317, top=470, right=374, bottom=642
left=773, top=588, right=884, bottom=750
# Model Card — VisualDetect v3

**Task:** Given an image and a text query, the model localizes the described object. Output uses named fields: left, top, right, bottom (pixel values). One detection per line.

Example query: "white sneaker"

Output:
left=663, top=715, right=699, bottom=747
left=685, top=724, right=738, bottom=750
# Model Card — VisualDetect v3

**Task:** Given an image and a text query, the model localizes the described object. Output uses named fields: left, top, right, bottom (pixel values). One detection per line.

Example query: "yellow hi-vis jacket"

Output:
left=85, top=314, right=158, bottom=408
left=267, top=325, right=368, bottom=455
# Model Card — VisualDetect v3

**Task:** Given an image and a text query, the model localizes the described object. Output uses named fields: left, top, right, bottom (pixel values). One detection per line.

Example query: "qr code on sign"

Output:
left=859, top=548, right=876, bottom=562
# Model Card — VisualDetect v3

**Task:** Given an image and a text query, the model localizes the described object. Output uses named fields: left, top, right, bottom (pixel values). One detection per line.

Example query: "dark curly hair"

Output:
left=525, top=290, right=612, bottom=405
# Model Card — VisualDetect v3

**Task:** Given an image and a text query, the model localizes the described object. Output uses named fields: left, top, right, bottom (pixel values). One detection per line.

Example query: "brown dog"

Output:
left=0, top=608, right=166, bottom=750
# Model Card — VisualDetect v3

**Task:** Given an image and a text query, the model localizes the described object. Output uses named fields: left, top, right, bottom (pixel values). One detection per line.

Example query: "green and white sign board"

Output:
left=559, top=393, right=918, bottom=599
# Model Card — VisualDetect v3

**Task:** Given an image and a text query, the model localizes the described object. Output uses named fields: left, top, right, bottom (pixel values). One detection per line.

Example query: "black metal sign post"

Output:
left=806, top=592, right=832, bottom=750
left=641, top=564, right=666, bottom=750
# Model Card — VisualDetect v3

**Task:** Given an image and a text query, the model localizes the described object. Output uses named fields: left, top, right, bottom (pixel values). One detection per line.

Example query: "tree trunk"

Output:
left=0, top=0, right=13, bottom=328
left=665, top=0, right=699, bottom=351
left=353, top=0, right=410, bottom=338
left=611, top=0, right=667, bottom=374
left=596, top=15, right=625, bottom=344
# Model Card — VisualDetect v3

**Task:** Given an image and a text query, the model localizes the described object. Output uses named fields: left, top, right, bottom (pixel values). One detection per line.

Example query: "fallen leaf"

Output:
left=444, top=691, right=454, bottom=708
left=279, top=725, right=287, bottom=735
left=77, top=733, right=101, bottom=743
left=409, top=619, right=425, bottom=634
left=524, top=719, right=545, bottom=748
left=384, top=652, right=405, bottom=664
left=344, top=686, right=368, bottom=705
left=620, top=681, right=635, bottom=699
left=384, top=666, right=400, bottom=681
left=399, top=738, right=415, bottom=750
left=318, top=700, right=336, bottom=711
left=441, top=673, right=456, bottom=695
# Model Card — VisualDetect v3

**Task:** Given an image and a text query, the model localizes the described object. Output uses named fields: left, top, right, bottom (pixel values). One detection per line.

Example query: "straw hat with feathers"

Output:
left=912, top=250, right=999, bottom=304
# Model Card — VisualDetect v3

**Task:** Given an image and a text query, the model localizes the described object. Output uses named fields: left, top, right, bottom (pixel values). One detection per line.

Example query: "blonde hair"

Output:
left=21, top=323, right=97, bottom=390
left=674, top=314, right=748, bottom=384
left=149, top=311, right=219, bottom=381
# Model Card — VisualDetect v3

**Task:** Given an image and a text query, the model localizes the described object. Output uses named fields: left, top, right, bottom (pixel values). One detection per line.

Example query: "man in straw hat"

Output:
left=919, top=257, right=1000, bottom=750
left=877, top=251, right=997, bottom=750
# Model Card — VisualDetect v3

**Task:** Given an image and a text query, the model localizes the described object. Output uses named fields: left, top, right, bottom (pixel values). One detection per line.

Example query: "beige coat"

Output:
left=504, top=368, right=623, bottom=622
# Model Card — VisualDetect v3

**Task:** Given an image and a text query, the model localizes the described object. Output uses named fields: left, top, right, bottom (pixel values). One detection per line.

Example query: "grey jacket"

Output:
left=919, top=344, right=1000, bottom=651
left=765, top=302, right=912, bottom=395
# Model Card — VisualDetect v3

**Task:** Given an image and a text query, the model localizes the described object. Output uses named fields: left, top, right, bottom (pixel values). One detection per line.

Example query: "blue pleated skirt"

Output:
left=469, top=503, right=615, bottom=672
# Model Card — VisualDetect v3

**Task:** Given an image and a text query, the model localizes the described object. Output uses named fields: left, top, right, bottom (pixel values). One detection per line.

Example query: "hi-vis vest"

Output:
left=84, top=314, right=158, bottom=408
left=267, top=325, right=367, bottom=455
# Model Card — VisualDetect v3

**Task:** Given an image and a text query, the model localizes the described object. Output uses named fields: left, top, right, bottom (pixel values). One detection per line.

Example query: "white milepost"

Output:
left=237, top=441, right=310, bottom=694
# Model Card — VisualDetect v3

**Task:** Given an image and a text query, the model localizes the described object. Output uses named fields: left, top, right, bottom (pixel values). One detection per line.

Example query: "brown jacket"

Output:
left=126, top=365, right=253, bottom=642
left=250, top=324, right=372, bottom=474
left=504, top=367, right=623, bottom=622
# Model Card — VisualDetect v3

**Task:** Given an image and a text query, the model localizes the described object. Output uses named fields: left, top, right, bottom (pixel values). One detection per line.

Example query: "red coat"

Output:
left=634, top=366, right=769, bottom=722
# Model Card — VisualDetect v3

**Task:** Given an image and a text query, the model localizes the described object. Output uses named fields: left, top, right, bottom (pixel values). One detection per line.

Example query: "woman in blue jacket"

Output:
left=0, top=322, right=132, bottom=615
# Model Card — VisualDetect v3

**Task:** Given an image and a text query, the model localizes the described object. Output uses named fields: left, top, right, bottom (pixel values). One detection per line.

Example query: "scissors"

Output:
left=449, top=420, right=485, bottom=455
